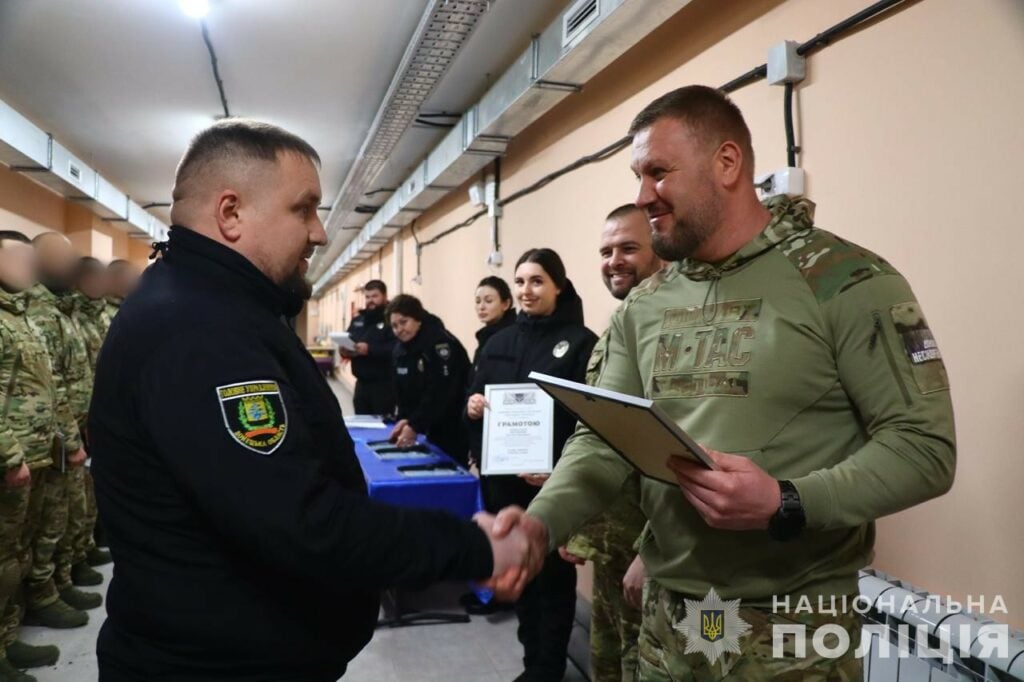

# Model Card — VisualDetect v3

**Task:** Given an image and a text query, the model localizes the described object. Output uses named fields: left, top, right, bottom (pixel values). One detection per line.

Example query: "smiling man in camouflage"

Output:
left=493, top=85, right=956, bottom=680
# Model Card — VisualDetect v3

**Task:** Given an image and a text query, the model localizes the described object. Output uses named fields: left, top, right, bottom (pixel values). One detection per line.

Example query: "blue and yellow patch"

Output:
left=216, top=380, right=288, bottom=455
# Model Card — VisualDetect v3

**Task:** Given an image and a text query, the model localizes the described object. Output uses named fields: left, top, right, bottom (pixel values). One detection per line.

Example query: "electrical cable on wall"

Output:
left=386, top=0, right=912, bottom=262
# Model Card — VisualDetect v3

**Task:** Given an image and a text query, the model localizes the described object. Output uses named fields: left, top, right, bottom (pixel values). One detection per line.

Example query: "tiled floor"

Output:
left=14, top=379, right=587, bottom=681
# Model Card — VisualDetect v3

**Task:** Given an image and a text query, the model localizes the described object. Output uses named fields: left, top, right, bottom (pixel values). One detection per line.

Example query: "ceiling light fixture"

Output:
left=179, top=0, right=210, bottom=19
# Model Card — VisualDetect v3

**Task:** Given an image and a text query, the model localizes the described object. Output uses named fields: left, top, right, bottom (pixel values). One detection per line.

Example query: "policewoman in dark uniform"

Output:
left=386, top=294, right=470, bottom=463
left=88, top=120, right=529, bottom=682
left=471, top=275, right=515, bottom=370
left=344, top=279, right=396, bottom=415
left=466, top=248, right=597, bottom=682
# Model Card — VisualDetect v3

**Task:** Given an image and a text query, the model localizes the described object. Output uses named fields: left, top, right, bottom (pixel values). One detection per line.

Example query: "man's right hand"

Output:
left=466, top=393, right=488, bottom=420
left=67, top=448, right=87, bottom=467
left=622, top=554, right=646, bottom=609
left=4, top=463, right=30, bottom=488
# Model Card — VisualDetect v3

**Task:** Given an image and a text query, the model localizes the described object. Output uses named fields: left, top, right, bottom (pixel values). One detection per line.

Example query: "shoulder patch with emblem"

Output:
left=435, top=342, right=451, bottom=360
left=376, top=322, right=385, bottom=329
left=217, top=380, right=288, bottom=455
left=553, top=340, right=570, bottom=358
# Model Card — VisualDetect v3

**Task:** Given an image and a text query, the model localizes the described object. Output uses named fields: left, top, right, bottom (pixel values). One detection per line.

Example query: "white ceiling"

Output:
left=0, top=0, right=567, bottom=226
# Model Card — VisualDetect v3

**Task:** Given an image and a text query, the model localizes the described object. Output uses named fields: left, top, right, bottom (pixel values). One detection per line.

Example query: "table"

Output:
left=307, top=346, right=335, bottom=376
left=347, top=422, right=485, bottom=627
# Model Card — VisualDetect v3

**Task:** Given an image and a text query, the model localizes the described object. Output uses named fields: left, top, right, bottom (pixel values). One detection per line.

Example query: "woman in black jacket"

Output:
left=471, top=275, right=516, bottom=370
left=466, top=248, right=597, bottom=682
left=386, top=294, right=470, bottom=462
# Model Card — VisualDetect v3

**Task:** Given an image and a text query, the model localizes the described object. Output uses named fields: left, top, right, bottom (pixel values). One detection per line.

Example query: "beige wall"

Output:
left=320, top=0, right=1024, bottom=625
left=0, top=164, right=153, bottom=269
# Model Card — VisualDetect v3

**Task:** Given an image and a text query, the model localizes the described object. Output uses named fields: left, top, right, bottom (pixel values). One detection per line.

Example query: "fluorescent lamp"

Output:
left=179, top=0, right=210, bottom=19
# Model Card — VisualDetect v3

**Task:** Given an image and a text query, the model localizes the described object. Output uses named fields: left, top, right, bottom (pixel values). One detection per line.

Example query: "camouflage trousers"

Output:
left=0, top=483, right=30, bottom=655
left=637, top=581, right=863, bottom=681
left=54, top=465, right=89, bottom=591
left=81, top=467, right=98, bottom=555
left=590, top=556, right=642, bottom=682
left=22, top=468, right=67, bottom=613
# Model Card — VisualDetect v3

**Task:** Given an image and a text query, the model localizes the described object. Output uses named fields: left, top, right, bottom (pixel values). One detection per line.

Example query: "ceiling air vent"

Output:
left=68, top=160, right=82, bottom=183
left=562, top=0, right=599, bottom=49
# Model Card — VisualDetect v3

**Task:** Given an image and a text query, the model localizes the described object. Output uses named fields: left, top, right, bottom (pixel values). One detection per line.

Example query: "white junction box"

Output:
left=767, top=40, right=806, bottom=85
left=756, top=167, right=806, bottom=199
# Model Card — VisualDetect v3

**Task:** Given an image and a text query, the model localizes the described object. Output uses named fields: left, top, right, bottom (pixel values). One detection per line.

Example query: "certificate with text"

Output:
left=481, top=383, right=555, bottom=476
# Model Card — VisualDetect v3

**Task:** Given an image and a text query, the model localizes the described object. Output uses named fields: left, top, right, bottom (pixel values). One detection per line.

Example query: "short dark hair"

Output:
left=476, top=276, right=512, bottom=302
left=364, top=280, right=387, bottom=296
left=514, top=248, right=567, bottom=290
left=385, top=294, right=425, bottom=322
left=108, top=259, right=131, bottom=271
left=173, top=118, right=321, bottom=199
left=605, top=204, right=643, bottom=221
left=0, top=230, right=30, bottom=248
left=77, top=256, right=104, bottom=278
left=628, top=85, right=755, bottom=177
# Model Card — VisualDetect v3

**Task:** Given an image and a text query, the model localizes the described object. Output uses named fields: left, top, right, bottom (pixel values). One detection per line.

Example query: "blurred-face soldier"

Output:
left=103, top=260, right=138, bottom=323
left=68, top=257, right=114, bottom=585
left=561, top=204, right=662, bottom=681
left=22, top=233, right=96, bottom=638
left=88, top=118, right=535, bottom=682
left=489, top=85, right=956, bottom=681
left=0, top=231, right=75, bottom=680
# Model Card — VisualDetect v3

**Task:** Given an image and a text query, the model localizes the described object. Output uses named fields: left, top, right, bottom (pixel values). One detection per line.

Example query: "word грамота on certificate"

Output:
left=481, top=383, right=554, bottom=476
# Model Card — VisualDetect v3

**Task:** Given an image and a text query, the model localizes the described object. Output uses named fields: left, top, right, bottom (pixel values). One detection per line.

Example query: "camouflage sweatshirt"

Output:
left=72, top=293, right=110, bottom=372
left=564, top=329, right=647, bottom=567
left=26, top=285, right=89, bottom=446
left=0, top=289, right=62, bottom=469
left=529, top=196, right=956, bottom=607
left=104, top=296, right=122, bottom=327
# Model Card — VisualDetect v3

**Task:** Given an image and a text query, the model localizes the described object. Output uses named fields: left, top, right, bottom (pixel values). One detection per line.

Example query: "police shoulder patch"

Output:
left=216, top=380, right=288, bottom=455
left=435, top=342, right=451, bottom=360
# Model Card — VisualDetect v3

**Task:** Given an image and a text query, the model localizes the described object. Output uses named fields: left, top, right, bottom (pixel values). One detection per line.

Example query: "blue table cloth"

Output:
left=347, top=425, right=482, bottom=520
left=347, top=423, right=493, bottom=606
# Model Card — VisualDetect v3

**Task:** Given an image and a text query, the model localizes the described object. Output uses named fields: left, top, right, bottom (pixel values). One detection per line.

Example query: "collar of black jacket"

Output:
left=163, top=225, right=305, bottom=318
left=358, top=305, right=386, bottom=323
left=476, top=307, right=516, bottom=345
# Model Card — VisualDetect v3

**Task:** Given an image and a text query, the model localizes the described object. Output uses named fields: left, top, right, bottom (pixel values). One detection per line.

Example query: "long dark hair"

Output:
left=476, top=275, right=512, bottom=303
left=514, top=248, right=583, bottom=323
left=514, top=249, right=567, bottom=289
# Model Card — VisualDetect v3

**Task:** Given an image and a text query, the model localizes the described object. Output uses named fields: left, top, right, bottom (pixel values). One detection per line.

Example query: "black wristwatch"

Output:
left=768, top=480, right=806, bottom=541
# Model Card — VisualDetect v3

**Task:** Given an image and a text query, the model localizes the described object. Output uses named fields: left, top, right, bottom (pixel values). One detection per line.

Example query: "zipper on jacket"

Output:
left=871, top=310, right=912, bottom=407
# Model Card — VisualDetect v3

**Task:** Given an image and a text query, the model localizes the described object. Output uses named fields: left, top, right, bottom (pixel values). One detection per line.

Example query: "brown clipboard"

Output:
left=528, top=371, right=715, bottom=484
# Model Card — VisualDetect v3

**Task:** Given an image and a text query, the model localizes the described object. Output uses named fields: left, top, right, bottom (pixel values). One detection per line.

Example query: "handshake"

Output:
left=474, top=506, right=550, bottom=601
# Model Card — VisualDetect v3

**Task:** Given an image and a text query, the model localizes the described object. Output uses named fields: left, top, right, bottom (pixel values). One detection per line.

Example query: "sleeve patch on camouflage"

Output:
left=890, top=302, right=949, bottom=393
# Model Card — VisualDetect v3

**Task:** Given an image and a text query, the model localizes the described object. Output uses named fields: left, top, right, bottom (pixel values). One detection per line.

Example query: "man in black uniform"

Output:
left=342, top=279, right=395, bottom=416
left=89, top=119, right=534, bottom=681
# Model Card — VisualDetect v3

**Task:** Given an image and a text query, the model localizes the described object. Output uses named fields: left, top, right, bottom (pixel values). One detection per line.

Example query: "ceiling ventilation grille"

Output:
left=562, top=0, right=599, bottom=48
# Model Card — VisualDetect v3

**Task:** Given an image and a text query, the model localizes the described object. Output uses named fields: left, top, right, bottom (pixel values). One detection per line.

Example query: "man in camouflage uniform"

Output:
left=500, top=86, right=954, bottom=681
left=68, top=258, right=113, bottom=573
left=24, top=233, right=98, bottom=625
left=103, top=259, right=140, bottom=324
left=561, top=204, right=662, bottom=682
left=0, top=231, right=76, bottom=681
